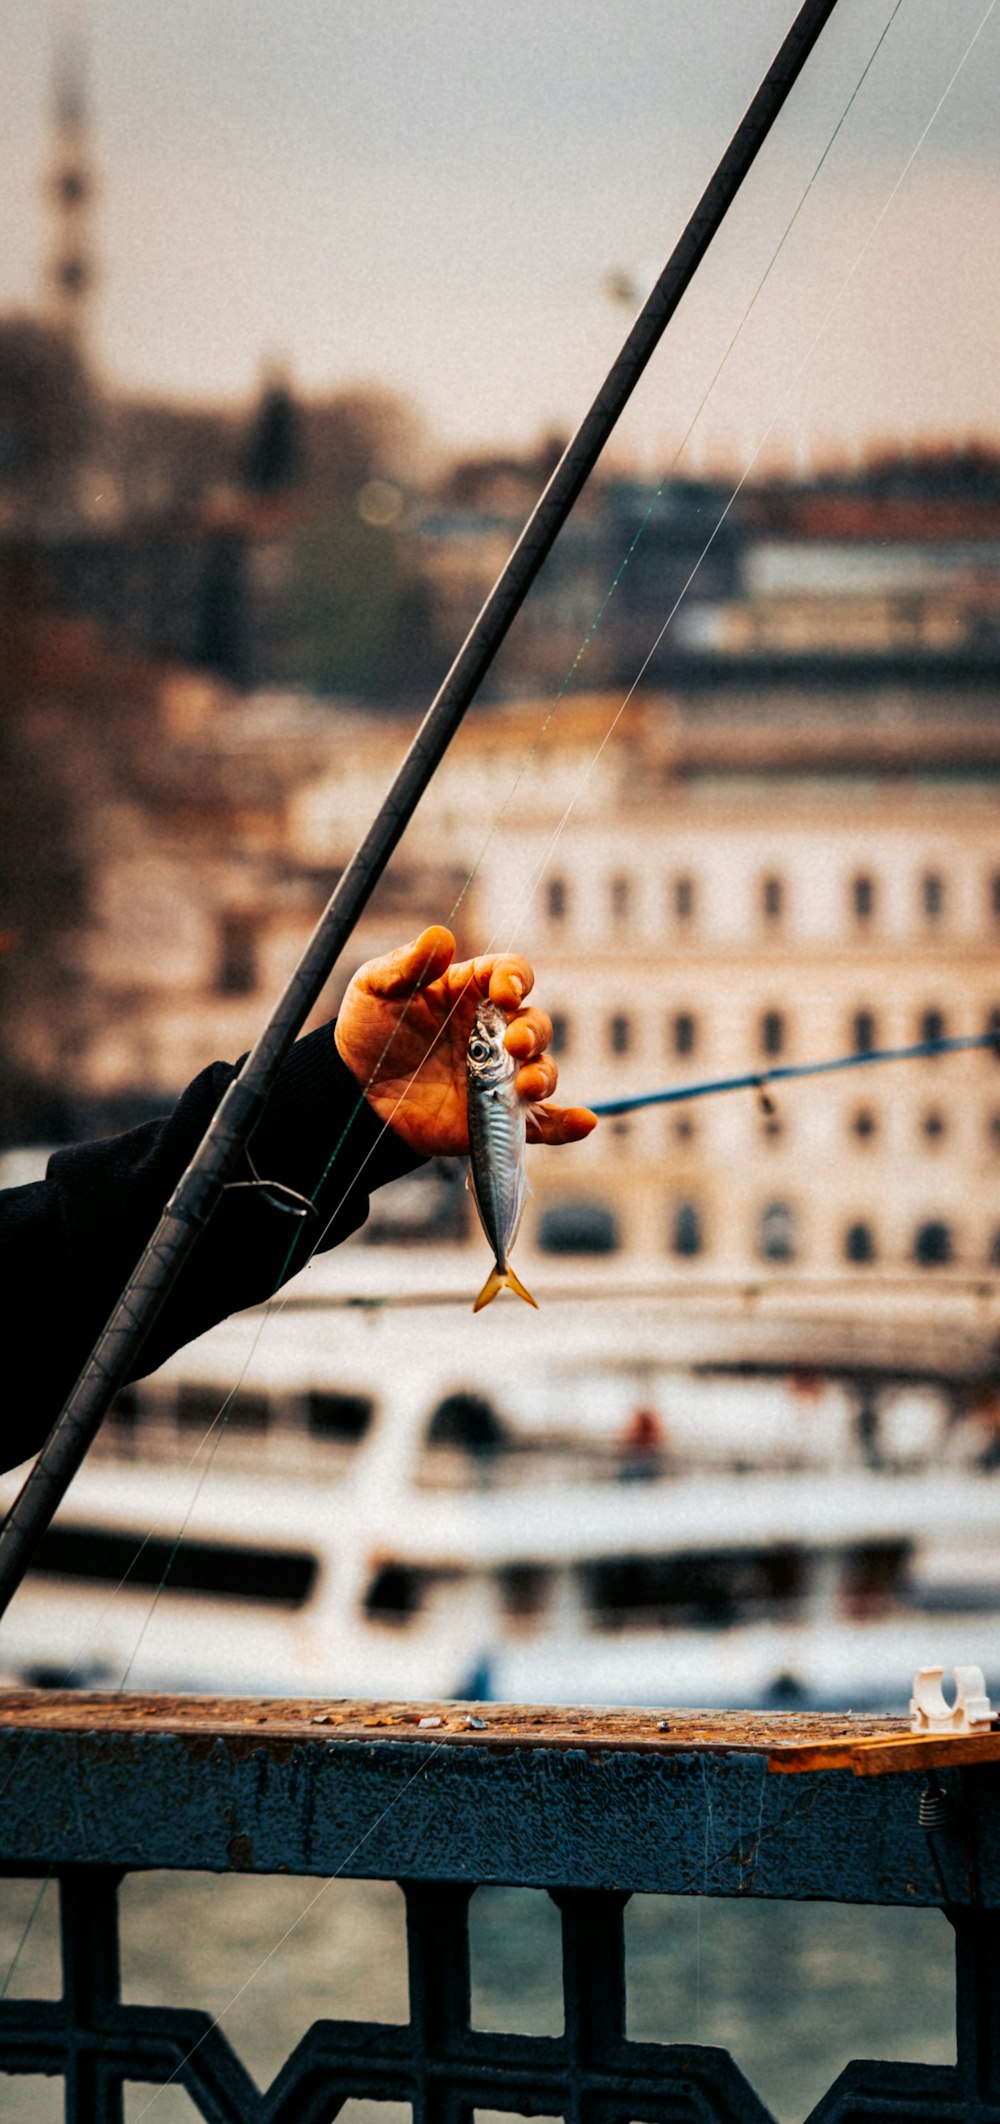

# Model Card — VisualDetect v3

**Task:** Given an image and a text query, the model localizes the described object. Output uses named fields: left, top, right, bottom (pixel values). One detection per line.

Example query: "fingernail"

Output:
left=510, top=976, right=523, bottom=999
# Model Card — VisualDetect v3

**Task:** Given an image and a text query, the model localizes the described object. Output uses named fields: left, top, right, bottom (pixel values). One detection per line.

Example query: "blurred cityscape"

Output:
left=2, top=27, right=1000, bottom=1713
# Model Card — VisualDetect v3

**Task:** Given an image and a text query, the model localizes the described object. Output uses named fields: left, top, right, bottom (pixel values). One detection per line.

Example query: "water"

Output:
left=0, top=1871, right=955, bottom=2122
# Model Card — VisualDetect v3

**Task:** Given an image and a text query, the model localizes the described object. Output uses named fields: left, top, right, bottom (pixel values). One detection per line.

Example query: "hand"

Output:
left=335, top=926, right=598, bottom=1158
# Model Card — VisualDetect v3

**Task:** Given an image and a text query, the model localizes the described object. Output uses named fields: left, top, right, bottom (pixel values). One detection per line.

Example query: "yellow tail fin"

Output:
left=472, top=1262, right=539, bottom=1313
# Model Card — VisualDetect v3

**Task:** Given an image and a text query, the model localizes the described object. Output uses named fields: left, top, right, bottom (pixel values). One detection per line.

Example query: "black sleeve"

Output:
left=0, top=1025, right=424, bottom=1471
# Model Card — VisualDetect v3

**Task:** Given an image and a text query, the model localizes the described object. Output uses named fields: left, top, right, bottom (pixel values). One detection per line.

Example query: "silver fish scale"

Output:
left=467, top=1008, right=528, bottom=1271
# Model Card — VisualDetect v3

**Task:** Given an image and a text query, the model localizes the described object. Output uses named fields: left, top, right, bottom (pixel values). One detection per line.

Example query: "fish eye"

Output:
left=469, top=1038, right=490, bottom=1061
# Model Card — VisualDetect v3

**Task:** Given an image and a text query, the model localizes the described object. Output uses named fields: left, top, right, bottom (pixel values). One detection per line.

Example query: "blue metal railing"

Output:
left=1, top=1694, right=999, bottom=2122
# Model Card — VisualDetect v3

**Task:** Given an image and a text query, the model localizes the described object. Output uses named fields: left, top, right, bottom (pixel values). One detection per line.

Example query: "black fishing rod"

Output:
left=0, top=0, right=843, bottom=1617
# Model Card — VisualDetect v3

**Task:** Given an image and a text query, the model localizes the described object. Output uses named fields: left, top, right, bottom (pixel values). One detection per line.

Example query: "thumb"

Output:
left=361, top=925, right=456, bottom=1001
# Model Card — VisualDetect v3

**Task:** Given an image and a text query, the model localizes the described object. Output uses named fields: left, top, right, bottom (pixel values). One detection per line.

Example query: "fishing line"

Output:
left=2, top=0, right=987, bottom=1818
left=128, top=1739, right=446, bottom=2121
left=2, top=0, right=991, bottom=2031
left=0, top=1878, right=48, bottom=2003
left=21, top=0, right=979, bottom=1704
left=66, top=0, right=915, bottom=1466
left=495, top=0, right=999, bottom=949
left=236, top=0, right=913, bottom=1298
left=431, top=0, right=908, bottom=944
left=201, top=0, right=917, bottom=1320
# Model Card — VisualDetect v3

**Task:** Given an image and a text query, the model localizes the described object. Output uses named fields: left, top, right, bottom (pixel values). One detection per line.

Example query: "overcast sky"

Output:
left=1, top=0, right=997, bottom=466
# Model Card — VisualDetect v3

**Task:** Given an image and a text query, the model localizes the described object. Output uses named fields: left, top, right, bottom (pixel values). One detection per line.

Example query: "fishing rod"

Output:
left=590, top=1032, right=1000, bottom=1117
left=0, top=0, right=844, bottom=1617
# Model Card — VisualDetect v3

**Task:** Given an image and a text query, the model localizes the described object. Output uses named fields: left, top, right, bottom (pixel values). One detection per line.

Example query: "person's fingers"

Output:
left=504, top=1008, right=552, bottom=1062
left=514, top=1054, right=558, bottom=1104
left=360, top=926, right=456, bottom=1001
left=451, top=953, right=535, bottom=1009
left=526, top=1103, right=598, bottom=1145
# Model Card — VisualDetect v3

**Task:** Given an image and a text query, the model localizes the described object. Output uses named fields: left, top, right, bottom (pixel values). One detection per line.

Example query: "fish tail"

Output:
left=472, top=1263, right=540, bottom=1313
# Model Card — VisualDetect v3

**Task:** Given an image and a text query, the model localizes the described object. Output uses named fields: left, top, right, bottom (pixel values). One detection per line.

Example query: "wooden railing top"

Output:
left=3, top=1691, right=1000, bottom=1774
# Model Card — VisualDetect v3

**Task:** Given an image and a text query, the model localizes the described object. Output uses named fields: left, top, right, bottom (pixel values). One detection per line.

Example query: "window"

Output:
left=305, top=1391, right=373, bottom=1442
left=610, top=875, right=630, bottom=922
left=760, top=1010, right=785, bottom=1058
left=177, top=1384, right=269, bottom=1432
left=844, top=1221, right=876, bottom=1264
left=427, top=1393, right=506, bottom=1455
left=851, top=873, right=876, bottom=923
left=991, top=874, right=1000, bottom=923
left=920, top=1008, right=946, bottom=1048
left=670, top=1200, right=703, bottom=1258
left=671, top=1112, right=696, bottom=1144
left=761, top=874, right=784, bottom=923
left=549, top=1012, right=569, bottom=1055
left=921, top=1109, right=946, bottom=1146
left=853, top=1011, right=877, bottom=1055
left=216, top=911, right=258, bottom=997
left=608, top=1013, right=632, bottom=1056
left=989, top=1113, right=1000, bottom=1150
left=538, top=1201, right=620, bottom=1254
left=672, top=874, right=695, bottom=923
left=671, top=1011, right=697, bottom=1058
left=914, top=1220, right=952, bottom=1267
left=109, top=1387, right=140, bottom=1429
left=759, top=1202, right=796, bottom=1262
left=922, top=872, right=944, bottom=920
left=31, top=1527, right=316, bottom=1608
left=546, top=876, right=567, bottom=921
left=986, top=1008, right=1000, bottom=1055
left=851, top=1106, right=878, bottom=1143
left=990, top=1231, right=1000, bottom=1268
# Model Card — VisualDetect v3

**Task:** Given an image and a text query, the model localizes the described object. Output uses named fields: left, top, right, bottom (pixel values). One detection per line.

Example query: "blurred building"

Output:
left=286, top=685, right=1000, bottom=1283
left=488, top=697, right=1000, bottom=1282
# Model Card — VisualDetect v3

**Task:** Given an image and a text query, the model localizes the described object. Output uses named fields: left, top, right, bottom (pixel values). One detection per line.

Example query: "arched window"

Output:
left=914, top=1220, right=952, bottom=1267
left=216, top=912, right=258, bottom=997
left=671, top=1011, right=697, bottom=1057
left=610, top=876, right=630, bottom=922
left=549, top=1012, right=569, bottom=1055
left=427, top=1393, right=506, bottom=1455
left=761, top=874, right=784, bottom=924
left=759, top=1202, right=796, bottom=1262
left=990, top=1230, right=1000, bottom=1267
left=670, top=1201, right=703, bottom=1258
left=673, top=874, right=695, bottom=923
left=608, top=1013, right=632, bottom=1056
left=852, top=1011, right=877, bottom=1055
left=920, top=1008, right=946, bottom=1048
left=922, top=873, right=944, bottom=920
left=547, top=877, right=567, bottom=921
left=844, top=1222, right=876, bottom=1264
left=760, top=1011, right=785, bottom=1058
left=538, top=1201, right=620, bottom=1255
left=851, top=873, right=876, bottom=923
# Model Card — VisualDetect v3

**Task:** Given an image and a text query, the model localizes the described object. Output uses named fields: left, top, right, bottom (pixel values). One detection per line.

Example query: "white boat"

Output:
left=4, top=1244, right=1000, bottom=1711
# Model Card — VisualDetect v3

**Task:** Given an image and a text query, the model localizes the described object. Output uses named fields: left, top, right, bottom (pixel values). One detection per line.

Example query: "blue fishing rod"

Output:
left=590, top=1032, right=1000, bottom=1117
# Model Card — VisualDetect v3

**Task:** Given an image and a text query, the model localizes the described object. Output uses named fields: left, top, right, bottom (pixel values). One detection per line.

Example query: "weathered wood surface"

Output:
left=2, top=1691, right=1000, bottom=1773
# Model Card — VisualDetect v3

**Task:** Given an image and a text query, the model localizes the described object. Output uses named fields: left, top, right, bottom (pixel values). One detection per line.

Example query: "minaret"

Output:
left=45, top=28, right=96, bottom=348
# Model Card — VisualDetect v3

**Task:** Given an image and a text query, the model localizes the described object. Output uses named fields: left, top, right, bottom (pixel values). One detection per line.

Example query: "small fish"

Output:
left=466, top=1000, right=538, bottom=1312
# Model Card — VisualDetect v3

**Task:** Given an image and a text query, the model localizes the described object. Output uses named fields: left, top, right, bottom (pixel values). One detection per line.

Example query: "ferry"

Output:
left=4, top=1243, right=1000, bottom=1712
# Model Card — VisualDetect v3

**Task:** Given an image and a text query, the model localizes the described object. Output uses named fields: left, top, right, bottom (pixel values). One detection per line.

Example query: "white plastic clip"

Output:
left=909, top=1664, right=994, bottom=1736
